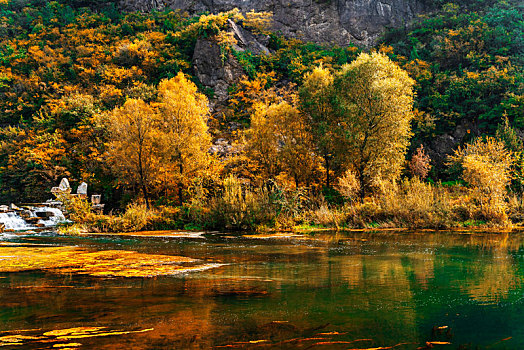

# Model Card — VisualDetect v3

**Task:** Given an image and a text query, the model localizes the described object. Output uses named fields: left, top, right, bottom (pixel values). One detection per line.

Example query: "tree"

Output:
left=449, top=136, right=514, bottom=223
left=332, top=52, right=415, bottom=198
left=158, top=72, right=213, bottom=203
left=246, top=101, right=320, bottom=187
left=105, top=98, right=165, bottom=208
left=496, top=116, right=524, bottom=193
left=299, top=65, right=336, bottom=188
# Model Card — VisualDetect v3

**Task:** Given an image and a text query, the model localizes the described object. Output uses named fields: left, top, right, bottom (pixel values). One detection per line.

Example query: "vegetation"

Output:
left=0, top=0, right=523, bottom=231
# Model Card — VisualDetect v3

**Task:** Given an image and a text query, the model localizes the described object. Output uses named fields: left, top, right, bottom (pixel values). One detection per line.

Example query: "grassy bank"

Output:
left=57, top=176, right=524, bottom=235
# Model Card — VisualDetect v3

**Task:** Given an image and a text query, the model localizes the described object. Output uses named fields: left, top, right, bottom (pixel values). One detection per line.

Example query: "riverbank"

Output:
left=56, top=181, right=524, bottom=235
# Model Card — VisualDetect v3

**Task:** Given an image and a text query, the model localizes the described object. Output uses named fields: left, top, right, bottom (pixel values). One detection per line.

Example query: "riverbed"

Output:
left=0, top=230, right=523, bottom=349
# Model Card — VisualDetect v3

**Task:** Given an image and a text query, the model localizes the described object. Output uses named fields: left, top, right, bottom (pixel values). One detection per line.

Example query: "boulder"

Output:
left=77, top=182, right=88, bottom=195
left=58, top=178, right=71, bottom=192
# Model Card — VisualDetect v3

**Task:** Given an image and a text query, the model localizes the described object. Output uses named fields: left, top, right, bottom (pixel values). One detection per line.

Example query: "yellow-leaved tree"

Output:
left=449, top=137, right=514, bottom=224
left=158, top=72, right=214, bottom=203
left=105, top=99, right=165, bottom=208
left=246, top=101, right=319, bottom=187
left=104, top=72, right=214, bottom=206
left=299, top=65, right=336, bottom=188
left=333, top=52, right=415, bottom=198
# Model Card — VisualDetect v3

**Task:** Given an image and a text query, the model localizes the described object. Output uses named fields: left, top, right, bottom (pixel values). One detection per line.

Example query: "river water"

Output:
left=0, top=231, right=523, bottom=349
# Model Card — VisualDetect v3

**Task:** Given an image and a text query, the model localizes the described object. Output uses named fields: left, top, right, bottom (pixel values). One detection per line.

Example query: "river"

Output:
left=0, top=230, right=523, bottom=349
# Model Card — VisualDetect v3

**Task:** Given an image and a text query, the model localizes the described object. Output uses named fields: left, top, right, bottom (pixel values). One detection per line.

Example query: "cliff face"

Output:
left=118, top=0, right=428, bottom=47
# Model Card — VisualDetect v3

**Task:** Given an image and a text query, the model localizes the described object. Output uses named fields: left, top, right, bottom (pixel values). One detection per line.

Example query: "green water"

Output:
left=1, top=231, right=523, bottom=349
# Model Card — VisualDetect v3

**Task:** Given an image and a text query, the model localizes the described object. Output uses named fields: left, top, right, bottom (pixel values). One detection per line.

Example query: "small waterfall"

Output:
left=33, top=207, right=68, bottom=227
left=0, top=212, right=34, bottom=231
left=0, top=207, right=68, bottom=232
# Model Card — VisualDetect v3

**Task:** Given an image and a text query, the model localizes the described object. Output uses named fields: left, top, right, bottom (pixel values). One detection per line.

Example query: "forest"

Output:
left=0, top=0, right=523, bottom=232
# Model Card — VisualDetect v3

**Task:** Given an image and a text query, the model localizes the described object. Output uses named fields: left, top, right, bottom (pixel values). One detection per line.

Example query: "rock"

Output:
left=227, top=122, right=242, bottom=132
left=191, top=20, right=271, bottom=107
left=9, top=204, right=21, bottom=211
left=228, top=19, right=270, bottom=55
left=58, top=178, right=71, bottom=192
left=77, top=182, right=88, bottom=195
left=35, top=211, right=54, bottom=219
left=192, top=38, right=245, bottom=102
left=210, top=138, right=233, bottom=157
left=118, top=0, right=429, bottom=47
left=427, top=120, right=479, bottom=176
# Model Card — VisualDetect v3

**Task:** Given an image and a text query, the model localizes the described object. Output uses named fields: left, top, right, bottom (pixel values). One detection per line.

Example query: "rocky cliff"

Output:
left=118, top=0, right=429, bottom=47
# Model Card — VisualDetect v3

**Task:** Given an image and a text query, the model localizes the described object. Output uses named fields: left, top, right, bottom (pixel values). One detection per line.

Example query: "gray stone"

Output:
left=228, top=20, right=270, bottom=55
left=9, top=204, right=21, bottom=211
left=192, top=37, right=245, bottom=102
left=58, top=178, right=70, bottom=192
left=77, top=182, right=88, bottom=195
left=118, top=0, right=429, bottom=47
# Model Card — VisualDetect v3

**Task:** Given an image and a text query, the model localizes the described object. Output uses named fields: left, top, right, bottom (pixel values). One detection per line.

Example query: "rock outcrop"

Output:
left=192, top=19, right=270, bottom=102
left=118, top=0, right=429, bottom=47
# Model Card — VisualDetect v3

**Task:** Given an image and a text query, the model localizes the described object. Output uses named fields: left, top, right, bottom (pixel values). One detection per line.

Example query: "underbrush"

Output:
left=57, top=177, right=518, bottom=234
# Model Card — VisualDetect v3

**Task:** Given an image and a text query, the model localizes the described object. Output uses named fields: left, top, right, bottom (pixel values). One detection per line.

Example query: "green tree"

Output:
left=496, top=117, right=524, bottom=193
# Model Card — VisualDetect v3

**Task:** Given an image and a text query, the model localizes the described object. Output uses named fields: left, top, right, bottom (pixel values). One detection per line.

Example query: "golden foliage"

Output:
left=336, top=169, right=360, bottom=200
left=0, top=244, right=225, bottom=278
left=245, top=101, right=320, bottom=187
left=157, top=72, right=216, bottom=202
left=103, top=72, right=215, bottom=204
left=0, top=327, right=153, bottom=348
left=450, top=137, right=514, bottom=224
left=104, top=98, right=164, bottom=206
left=335, top=52, right=415, bottom=194
left=243, top=10, right=273, bottom=34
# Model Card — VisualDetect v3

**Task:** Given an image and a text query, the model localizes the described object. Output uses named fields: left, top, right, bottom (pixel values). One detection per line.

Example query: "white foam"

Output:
left=0, top=212, right=34, bottom=231
left=33, top=207, right=68, bottom=227
left=0, top=207, right=68, bottom=233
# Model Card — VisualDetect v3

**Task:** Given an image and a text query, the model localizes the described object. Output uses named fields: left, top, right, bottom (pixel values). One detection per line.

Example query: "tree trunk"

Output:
left=325, top=155, right=330, bottom=188
left=138, top=149, right=150, bottom=209
left=358, top=164, right=366, bottom=203
left=178, top=162, right=184, bottom=206
left=141, top=182, right=150, bottom=209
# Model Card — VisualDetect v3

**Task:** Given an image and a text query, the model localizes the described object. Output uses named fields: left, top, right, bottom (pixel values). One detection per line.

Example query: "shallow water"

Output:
left=1, top=231, right=523, bottom=349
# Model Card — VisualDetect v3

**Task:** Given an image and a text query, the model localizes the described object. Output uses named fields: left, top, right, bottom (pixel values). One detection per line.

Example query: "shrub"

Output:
left=449, top=136, right=514, bottom=225
left=336, top=169, right=360, bottom=201
left=118, top=202, right=157, bottom=232
left=55, top=193, right=93, bottom=224
left=208, top=175, right=275, bottom=230
left=409, top=145, right=431, bottom=179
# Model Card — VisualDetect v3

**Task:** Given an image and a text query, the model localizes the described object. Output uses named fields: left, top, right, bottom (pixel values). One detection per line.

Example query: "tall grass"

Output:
left=59, top=178, right=518, bottom=234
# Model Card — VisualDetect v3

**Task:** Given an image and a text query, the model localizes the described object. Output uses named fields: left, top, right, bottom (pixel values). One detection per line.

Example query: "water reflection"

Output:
left=0, top=231, right=523, bottom=349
